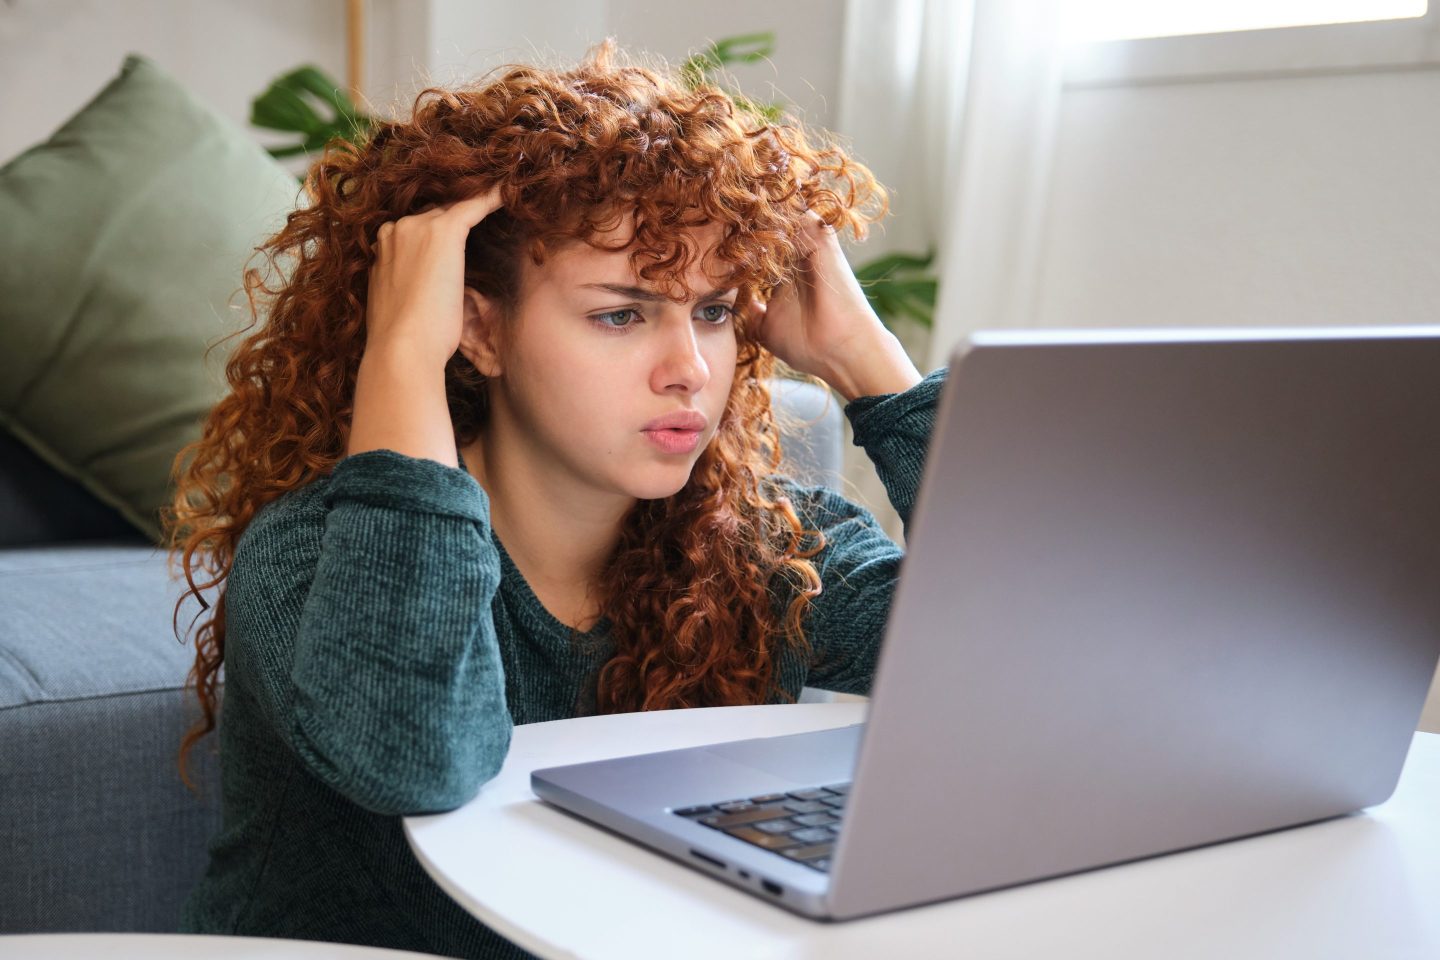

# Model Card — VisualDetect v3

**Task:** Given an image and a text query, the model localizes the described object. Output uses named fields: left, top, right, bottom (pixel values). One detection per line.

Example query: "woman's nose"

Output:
left=651, top=319, right=710, bottom=394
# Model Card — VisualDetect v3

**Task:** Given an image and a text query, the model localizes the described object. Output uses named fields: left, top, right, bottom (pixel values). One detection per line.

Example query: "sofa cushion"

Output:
left=0, top=545, right=206, bottom=707
left=769, top=377, right=844, bottom=491
left=0, top=53, right=298, bottom=545
left=0, top=544, right=221, bottom=932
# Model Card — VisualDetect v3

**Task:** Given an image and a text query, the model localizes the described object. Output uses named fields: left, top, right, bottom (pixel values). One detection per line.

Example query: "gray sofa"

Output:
left=0, top=378, right=844, bottom=934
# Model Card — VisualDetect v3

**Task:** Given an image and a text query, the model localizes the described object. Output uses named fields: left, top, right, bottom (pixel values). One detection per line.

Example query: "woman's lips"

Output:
left=642, top=428, right=702, bottom=454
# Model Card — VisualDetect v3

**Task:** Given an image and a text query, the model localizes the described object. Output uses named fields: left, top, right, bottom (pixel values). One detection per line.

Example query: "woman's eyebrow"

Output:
left=580, top=282, right=736, bottom=302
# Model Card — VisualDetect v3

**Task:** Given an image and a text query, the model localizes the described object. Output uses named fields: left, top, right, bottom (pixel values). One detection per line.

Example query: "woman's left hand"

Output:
left=750, top=211, right=922, bottom=402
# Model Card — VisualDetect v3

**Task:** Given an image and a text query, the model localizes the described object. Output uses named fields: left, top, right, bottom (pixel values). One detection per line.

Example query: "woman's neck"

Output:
left=458, top=425, right=631, bottom=623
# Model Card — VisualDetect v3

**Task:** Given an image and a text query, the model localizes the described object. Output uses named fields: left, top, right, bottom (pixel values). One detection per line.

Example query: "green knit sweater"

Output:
left=179, top=367, right=947, bottom=958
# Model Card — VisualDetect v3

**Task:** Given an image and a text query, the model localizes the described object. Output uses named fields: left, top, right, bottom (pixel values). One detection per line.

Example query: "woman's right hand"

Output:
left=347, top=187, right=504, bottom=465
left=364, top=186, right=505, bottom=370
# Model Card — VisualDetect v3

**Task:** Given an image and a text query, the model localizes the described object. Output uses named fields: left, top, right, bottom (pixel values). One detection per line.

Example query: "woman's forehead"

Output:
left=539, top=220, right=740, bottom=295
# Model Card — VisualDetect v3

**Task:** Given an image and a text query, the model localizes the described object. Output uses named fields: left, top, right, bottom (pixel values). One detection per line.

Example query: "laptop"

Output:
left=531, top=327, right=1440, bottom=921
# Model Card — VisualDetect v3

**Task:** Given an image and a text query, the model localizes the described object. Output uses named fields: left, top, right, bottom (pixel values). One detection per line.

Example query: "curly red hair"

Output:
left=166, top=38, right=888, bottom=783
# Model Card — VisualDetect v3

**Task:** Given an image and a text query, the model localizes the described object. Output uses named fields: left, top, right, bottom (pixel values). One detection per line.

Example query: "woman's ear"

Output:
left=458, top=286, right=504, bottom=378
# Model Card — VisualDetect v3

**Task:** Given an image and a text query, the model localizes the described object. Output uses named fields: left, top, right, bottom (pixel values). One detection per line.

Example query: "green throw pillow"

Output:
left=0, top=53, right=299, bottom=544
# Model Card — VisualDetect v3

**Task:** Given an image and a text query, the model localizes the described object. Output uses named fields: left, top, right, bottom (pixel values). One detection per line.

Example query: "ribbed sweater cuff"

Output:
left=324, top=448, right=490, bottom=524
left=844, top=366, right=948, bottom=444
left=841, top=367, right=947, bottom=524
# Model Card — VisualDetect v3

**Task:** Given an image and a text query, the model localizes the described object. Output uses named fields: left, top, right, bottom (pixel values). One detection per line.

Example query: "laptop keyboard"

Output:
left=670, top=782, right=850, bottom=872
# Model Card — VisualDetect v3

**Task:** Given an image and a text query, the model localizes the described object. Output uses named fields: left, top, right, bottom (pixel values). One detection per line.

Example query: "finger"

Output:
left=806, top=209, right=842, bottom=241
left=441, top=185, right=505, bottom=228
left=745, top=300, right=770, bottom=337
left=792, top=210, right=831, bottom=258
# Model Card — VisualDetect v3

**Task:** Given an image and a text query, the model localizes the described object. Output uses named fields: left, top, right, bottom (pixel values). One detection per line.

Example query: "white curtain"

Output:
left=833, top=0, right=1064, bottom=543
left=837, top=0, right=1066, bottom=372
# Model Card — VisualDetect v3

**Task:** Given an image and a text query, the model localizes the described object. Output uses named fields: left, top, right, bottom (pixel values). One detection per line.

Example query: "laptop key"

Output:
left=715, top=800, right=757, bottom=813
left=698, top=805, right=791, bottom=828
left=753, top=819, right=798, bottom=835
left=822, top=783, right=851, bottom=795
left=672, top=805, right=715, bottom=817
left=782, top=800, right=830, bottom=814
left=726, top=826, right=801, bottom=850
left=748, top=793, right=787, bottom=804
left=791, top=812, right=838, bottom=827
left=787, top=789, right=830, bottom=801
left=789, top=827, right=834, bottom=844
left=822, top=796, right=847, bottom=810
left=781, top=842, right=834, bottom=861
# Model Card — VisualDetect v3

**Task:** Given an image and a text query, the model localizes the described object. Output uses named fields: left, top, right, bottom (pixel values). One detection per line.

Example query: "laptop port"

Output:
left=761, top=879, right=783, bottom=897
left=689, top=850, right=726, bottom=870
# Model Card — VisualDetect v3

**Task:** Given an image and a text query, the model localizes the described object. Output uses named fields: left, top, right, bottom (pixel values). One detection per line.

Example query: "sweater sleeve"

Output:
left=223, top=447, right=512, bottom=816
left=785, top=367, right=949, bottom=695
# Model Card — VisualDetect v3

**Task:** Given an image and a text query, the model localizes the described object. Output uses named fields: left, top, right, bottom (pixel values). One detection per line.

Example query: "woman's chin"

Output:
left=625, top=463, right=700, bottom=502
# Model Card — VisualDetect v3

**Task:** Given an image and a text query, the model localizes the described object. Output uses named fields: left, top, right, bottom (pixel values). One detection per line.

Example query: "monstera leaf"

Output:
left=678, top=33, right=785, bottom=123
left=251, top=65, right=374, bottom=170
left=854, top=250, right=937, bottom=329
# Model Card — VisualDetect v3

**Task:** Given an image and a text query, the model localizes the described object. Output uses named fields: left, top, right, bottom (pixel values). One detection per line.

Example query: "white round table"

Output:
left=0, top=933, right=443, bottom=958
left=404, top=703, right=1440, bottom=960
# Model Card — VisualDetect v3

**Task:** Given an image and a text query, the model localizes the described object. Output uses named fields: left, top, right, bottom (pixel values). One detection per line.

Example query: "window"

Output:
left=1063, top=0, right=1428, bottom=44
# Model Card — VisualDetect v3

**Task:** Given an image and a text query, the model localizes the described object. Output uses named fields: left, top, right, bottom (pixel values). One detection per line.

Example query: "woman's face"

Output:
left=474, top=216, right=741, bottom=503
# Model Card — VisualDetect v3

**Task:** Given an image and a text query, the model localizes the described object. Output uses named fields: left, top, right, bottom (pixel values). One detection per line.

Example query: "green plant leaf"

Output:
left=854, top=249, right=940, bottom=332
left=711, top=33, right=775, bottom=64
left=287, top=66, right=362, bottom=122
left=678, top=49, right=723, bottom=89
left=264, top=143, right=315, bottom=160
left=679, top=32, right=783, bottom=124
left=854, top=250, right=935, bottom=281
left=883, top=279, right=938, bottom=303
left=891, top=295, right=935, bottom=328
left=251, top=64, right=374, bottom=162
left=251, top=87, right=322, bottom=134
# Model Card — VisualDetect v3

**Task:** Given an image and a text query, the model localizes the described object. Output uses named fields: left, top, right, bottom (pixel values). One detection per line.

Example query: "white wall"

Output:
left=605, top=1, right=845, bottom=129
left=1037, top=70, right=1440, bottom=331
left=0, top=0, right=350, bottom=166
left=1033, top=15, right=1440, bottom=335
left=367, top=0, right=843, bottom=127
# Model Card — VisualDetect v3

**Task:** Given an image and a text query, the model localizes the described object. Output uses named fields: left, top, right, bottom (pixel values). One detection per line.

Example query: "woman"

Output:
left=168, top=38, right=944, bottom=959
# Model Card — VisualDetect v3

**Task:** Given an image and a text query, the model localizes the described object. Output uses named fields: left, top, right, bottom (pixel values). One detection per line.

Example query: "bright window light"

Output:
left=1062, top=0, right=1429, bottom=44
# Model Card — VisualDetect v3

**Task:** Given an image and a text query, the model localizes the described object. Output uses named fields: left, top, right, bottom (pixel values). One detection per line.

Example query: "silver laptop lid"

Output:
left=828, top=327, right=1440, bottom=919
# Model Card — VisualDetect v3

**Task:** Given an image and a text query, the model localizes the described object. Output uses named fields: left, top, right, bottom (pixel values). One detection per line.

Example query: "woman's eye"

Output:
left=591, top=304, right=732, bottom=332
left=592, top=309, right=637, bottom=329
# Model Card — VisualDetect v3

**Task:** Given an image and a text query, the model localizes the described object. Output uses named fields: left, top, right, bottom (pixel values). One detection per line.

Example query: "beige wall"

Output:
left=1036, top=70, right=1440, bottom=332
left=0, top=0, right=350, bottom=170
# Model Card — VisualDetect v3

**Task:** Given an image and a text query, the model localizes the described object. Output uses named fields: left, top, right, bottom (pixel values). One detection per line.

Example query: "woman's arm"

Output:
left=225, top=446, right=511, bottom=817
left=221, top=186, right=517, bottom=816
left=784, top=367, right=949, bottom=695
left=843, top=366, right=948, bottom=538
